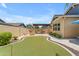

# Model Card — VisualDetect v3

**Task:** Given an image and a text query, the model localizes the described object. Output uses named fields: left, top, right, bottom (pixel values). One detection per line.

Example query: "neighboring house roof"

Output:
left=33, top=24, right=50, bottom=26
left=7, top=23, right=26, bottom=27
left=0, top=19, right=5, bottom=23
left=0, top=23, right=26, bottom=28
left=0, top=18, right=26, bottom=28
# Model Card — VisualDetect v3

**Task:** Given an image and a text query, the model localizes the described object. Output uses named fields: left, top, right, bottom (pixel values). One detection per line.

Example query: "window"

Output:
left=58, top=23, right=60, bottom=31
left=53, top=23, right=60, bottom=31
left=53, top=24, right=57, bottom=31
left=58, top=27, right=60, bottom=31
left=58, top=23, right=60, bottom=26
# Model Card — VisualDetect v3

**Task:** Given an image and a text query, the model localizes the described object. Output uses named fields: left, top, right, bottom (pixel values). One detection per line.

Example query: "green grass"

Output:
left=0, top=36, right=71, bottom=56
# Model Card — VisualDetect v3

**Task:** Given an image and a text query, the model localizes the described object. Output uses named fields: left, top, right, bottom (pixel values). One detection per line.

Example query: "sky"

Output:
left=0, top=3, right=67, bottom=25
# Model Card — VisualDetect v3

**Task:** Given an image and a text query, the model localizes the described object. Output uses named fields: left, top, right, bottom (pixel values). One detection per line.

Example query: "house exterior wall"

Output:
left=64, top=17, right=79, bottom=38
left=51, top=17, right=79, bottom=38
left=0, top=24, right=28, bottom=37
left=51, top=17, right=65, bottom=37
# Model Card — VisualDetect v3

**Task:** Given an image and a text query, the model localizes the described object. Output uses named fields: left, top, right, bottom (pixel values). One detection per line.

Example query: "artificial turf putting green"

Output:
left=0, top=36, right=71, bottom=56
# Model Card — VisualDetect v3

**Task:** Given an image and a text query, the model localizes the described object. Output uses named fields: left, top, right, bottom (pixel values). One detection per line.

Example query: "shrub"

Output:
left=0, top=32, right=12, bottom=46
left=49, top=32, right=53, bottom=35
left=49, top=32, right=62, bottom=38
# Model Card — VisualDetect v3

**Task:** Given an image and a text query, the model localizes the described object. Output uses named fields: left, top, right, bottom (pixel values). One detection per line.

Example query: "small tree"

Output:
left=26, top=24, right=33, bottom=29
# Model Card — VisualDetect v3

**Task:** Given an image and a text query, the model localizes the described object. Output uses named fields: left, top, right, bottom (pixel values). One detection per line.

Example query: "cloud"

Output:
left=4, top=15, right=51, bottom=25
left=0, top=9, right=52, bottom=25
left=1, top=3, right=7, bottom=8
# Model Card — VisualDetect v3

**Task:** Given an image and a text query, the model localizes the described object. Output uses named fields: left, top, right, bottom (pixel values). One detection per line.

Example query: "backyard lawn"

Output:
left=0, top=36, right=71, bottom=56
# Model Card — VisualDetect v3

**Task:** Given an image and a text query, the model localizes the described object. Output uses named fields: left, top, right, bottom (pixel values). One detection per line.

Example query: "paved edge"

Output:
left=55, top=41, right=79, bottom=56
left=47, top=38, right=75, bottom=56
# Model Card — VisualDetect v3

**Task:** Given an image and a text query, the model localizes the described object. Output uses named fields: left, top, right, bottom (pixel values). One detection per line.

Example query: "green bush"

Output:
left=49, top=32, right=53, bottom=35
left=0, top=32, right=12, bottom=46
left=49, top=32, right=62, bottom=38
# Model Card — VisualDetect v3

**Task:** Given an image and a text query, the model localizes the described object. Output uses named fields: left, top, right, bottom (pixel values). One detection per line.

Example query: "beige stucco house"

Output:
left=51, top=4, right=79, bottom=38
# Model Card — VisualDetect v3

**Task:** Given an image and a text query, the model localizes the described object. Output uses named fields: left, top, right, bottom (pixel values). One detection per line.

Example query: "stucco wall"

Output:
left=51, top=16, right=79, bottom=38
left=51, top=17, right=65, bottom=37
left=0, top=24, right=28, bottom=37
left=64, top=17, right=79, bottom=38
